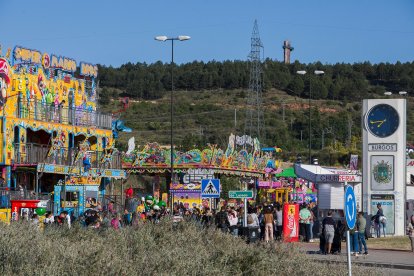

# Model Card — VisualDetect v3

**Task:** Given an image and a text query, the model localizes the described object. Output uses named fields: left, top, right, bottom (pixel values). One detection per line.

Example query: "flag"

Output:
left=350, top=154, right=358, bottom=170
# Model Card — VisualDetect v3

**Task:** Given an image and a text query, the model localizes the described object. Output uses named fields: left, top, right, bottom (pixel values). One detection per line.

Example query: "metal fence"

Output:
left=13, top=143, right=122, bottom=169
left=17, top=99, right=112, bottom=129
left=0, top=187, right=51, bottom=209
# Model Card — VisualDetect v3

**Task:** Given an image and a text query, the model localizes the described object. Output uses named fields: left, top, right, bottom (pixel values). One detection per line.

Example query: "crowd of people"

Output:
left=16, top=199, right=300, bottom=244
left=18, top=197, right=414, bottom=256
left=171, top=202, right=285, bottom=243
left=319, top=203, right=391, bottom=256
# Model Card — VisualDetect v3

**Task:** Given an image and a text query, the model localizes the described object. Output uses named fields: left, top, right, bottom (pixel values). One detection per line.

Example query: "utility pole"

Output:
left=322, top=129, right=325, bottom=150
left=234, top=109, right=237, bottom=129
left=244, top=20, right=265, bottom=141
left=347, top=116, right=353, bottom=148
left=321, top=127, right=333, bottom=149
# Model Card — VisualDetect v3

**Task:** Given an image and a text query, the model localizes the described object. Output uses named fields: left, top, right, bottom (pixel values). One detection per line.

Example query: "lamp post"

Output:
left=155, top=35, right=190, bottom=188
left=296, top=70, right=325, bottom=164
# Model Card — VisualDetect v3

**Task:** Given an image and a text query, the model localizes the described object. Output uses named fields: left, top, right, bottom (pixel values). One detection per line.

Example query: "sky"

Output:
left=0, top=0, right=413, bottom=67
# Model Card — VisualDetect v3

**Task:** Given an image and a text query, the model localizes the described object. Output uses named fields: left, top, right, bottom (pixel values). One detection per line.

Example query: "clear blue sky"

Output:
left=1, top=0, right=413, bottom=67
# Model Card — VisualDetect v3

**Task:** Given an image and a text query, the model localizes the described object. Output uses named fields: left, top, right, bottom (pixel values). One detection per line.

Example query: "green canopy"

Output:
left=275, top=167, right=296, bottom=178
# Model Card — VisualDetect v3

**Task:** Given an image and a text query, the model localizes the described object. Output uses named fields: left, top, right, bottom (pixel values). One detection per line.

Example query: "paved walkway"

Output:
left=298, top=242, right=414, bottom=270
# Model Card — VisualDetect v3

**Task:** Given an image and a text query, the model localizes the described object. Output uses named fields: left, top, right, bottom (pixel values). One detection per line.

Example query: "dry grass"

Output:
left=366, top=236, right=412, bottom=251
left=0, top=221, right=381, bottom=275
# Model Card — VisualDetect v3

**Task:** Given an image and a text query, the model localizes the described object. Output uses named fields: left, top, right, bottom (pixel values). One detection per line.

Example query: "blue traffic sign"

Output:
left=344, top=185, right=357, bottom=229
left=201, top=179, right=220, bottom=198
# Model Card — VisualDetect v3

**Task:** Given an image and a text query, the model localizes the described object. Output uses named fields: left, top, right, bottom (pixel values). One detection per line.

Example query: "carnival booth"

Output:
left=10, top=199, right=48, bottom=221
left=54, top=183, right=99, bottom=216
left=294, top=163, right=362, bottom=231
left=258, top=167, right=317, bottom=205
left=170, top=183, right=203, bottom=210
left=122, top=134, right=281, bottom=210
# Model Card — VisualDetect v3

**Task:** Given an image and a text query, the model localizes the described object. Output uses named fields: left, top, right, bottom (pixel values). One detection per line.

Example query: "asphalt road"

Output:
left=298, top=242, right=414, bottom=271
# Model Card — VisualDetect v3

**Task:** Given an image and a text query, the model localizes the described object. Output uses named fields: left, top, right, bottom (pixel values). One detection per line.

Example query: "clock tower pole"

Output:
left=362, top=99, right=406, bottom=236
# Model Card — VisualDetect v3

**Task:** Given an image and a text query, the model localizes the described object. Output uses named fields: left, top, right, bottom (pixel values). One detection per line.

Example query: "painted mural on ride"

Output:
left=121, top=133, right=282, bottom=176
left=0, top=45, right=113, bottom=166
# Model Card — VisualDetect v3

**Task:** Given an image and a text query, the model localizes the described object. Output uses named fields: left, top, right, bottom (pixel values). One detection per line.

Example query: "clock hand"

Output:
left=378, top=119, right=386, bottom=127
left=370, top=119, right=386, bottom=127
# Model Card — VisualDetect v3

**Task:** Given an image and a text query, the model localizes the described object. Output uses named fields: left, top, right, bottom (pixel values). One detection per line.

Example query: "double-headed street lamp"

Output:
left=384, top=91, right=408, bottom=96
left=296, top=70, right=325, bottom=164
left=155, top=35, right=191, bottom=187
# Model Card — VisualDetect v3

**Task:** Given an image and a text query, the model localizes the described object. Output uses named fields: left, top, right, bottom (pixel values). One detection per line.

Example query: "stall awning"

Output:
left=294, top=164, right=335, bottom=183
left=295, top=164, right=362, bottom=183
left=275, top=167, right=296, bottom=178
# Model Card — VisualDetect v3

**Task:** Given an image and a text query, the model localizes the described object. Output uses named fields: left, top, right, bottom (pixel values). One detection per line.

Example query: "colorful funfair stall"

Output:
left=121, top=134, right=282, bottom=207
left=258, top=166, right=318, bottom=205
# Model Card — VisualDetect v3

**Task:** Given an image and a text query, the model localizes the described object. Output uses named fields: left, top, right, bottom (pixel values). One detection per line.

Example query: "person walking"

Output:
left=350, top=226, right=359, bottom=256
left=407, top=215, right=414, bottom=253
left=357, top=212, right=369, bottom=255
left=308, top=205, right=315, bottom=242
left=275, top=205, right=283, bottom=240
left=375, top=204, right=386, bottom=237
left=322, top=210, right=335, bottom=254
left=299, top=204, right=311, bottom=242
left=264, top=206, right=274, bottom=243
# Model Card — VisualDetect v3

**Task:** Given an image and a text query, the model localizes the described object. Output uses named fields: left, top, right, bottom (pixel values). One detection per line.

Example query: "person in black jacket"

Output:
left=215, top=206, right=229, bottom=233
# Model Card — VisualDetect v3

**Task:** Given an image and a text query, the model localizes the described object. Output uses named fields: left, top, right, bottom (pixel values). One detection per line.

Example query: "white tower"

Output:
left=362, top=99, right=406, bottom=236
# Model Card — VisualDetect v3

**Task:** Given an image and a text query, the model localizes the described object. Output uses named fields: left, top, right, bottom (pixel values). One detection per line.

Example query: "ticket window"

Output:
left=85, top=190, right=98, bottom=209
left=61, top=191, right=79, bottom=208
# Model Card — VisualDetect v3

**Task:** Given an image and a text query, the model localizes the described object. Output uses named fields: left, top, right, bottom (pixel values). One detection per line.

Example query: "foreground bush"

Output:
left=0, top=221, right=379, bottom=275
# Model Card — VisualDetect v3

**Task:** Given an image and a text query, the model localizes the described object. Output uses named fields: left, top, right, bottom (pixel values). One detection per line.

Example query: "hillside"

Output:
left=97, top=60, right=414, bottom=165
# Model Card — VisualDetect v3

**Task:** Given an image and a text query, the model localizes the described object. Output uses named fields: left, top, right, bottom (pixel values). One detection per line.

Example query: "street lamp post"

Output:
left=155, top=35, right=190, bottom=188
left=296, top=70, right=325, bottom=164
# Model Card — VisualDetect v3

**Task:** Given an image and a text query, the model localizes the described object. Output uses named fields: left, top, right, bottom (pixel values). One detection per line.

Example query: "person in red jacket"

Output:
left=125, top=186, right=133, bottom=198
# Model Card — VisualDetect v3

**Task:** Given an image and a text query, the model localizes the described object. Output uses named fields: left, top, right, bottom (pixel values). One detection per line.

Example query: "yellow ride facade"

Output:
left=0, top=45, right=125, bottom=219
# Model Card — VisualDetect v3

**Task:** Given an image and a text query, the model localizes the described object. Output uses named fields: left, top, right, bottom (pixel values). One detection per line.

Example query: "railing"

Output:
left=0, top=187, right=51, bottom=208
left=101, top=194, right=125, bottom=214
left=16, top=99, right=112, bottom=129
left=13, top=143, right=122, bottom=169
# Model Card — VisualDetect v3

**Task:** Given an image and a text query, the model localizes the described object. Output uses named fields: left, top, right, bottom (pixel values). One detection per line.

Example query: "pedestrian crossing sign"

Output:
left=201, top=179, right=220, bottom=198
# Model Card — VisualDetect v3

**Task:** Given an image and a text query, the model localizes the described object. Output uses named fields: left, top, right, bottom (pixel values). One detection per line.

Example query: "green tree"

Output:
left=287, top=76, right=305, bottom=96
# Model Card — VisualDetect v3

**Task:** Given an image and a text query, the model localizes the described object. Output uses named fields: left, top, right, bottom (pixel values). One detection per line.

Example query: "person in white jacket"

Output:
left=227, top=207, right=238, bottom=236
left=247, top=207, right=260, bottom=227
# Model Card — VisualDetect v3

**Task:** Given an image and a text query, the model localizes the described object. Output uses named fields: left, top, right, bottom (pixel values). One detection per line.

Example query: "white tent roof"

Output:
left=294, top=163, right=335, bottom=183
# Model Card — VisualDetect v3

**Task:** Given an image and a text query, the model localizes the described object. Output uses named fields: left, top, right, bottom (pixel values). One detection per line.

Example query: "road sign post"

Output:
left=228, top=190, right=253, bottom=199
left=344, top=183, right=357, bottom=276
left=229, top=190, right=253, bottom=227
left=201, top=179, right=220, bottom=199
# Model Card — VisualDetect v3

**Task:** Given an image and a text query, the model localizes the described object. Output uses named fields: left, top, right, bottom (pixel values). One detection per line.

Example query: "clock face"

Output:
left=366, top=104, right=400, bottom=138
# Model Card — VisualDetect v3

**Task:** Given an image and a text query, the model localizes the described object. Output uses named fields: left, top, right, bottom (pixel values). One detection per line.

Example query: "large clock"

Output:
left=366, top=104, right=400, bottom=138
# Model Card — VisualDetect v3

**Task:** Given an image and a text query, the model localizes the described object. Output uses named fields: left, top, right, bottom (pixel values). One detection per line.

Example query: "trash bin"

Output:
left=241, top=227, right=260, bottom=243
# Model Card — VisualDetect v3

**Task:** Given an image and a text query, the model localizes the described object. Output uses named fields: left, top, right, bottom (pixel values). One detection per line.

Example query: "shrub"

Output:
left=0, top=221, right=380, bottom=275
